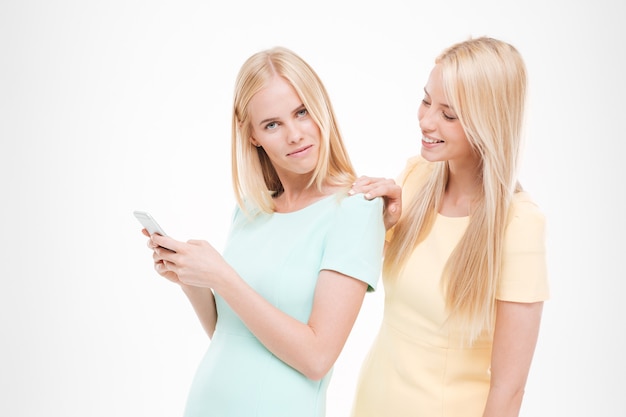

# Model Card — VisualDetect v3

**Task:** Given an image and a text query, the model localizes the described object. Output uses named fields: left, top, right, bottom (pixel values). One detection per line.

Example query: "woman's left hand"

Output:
left=150, top=233, right=231, bottom=290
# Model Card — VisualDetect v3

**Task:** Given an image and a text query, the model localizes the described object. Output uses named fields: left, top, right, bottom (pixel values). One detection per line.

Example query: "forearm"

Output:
left=181, top=284, right=217, bottom=338
left=158, top=236, right=370, bottom=380
left=215, top=268, right=366, bottom=380
left=484, top=300, right=544, bottom=417
left=217, top=274, right=327, bottom=378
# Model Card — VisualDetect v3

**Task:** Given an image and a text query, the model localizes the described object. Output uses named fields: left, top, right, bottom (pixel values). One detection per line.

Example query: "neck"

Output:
left=441, top=161, right=482, bottom=217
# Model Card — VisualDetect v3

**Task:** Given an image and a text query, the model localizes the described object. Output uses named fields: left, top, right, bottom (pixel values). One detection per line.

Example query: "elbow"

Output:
left=205, top=323, right=216, bottom=339
left=302, top=367, right=331, bottom=382
left=300, top=355, right=335, bottom=381
left=493, top=376, right=528, bottom=401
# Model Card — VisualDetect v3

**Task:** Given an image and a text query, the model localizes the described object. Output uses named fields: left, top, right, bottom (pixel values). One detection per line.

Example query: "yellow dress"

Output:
left=350, top=156, right=550, bottom=417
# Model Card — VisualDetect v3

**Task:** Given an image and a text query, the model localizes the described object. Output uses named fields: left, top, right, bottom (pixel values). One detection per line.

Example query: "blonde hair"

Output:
left=231, top=46, right=355, bottom=214
left=383, top=37, right=527, bottom=344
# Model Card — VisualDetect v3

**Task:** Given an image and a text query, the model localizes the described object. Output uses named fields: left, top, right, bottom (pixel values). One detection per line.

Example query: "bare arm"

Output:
left=152, top=235, right=369, bottom=381
left=213, top=266, right=368, bottom=380
left=483, top=300, right=544, bottom=417
left=180, top=285, right=217, bottom=338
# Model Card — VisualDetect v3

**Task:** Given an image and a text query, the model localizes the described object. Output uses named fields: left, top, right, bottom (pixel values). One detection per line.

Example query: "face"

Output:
left=418, top=64, right=478, bottom=167
left=247, top=75, right=321, bottom=180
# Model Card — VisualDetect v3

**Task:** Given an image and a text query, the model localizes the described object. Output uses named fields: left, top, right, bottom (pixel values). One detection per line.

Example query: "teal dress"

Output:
left=183, top=193, right=385, bottom=417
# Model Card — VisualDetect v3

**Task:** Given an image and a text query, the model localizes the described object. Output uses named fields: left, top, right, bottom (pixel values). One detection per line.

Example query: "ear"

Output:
left=239, top=120, right=258, bottom=147
left=249, top=137, right=261, bottom=148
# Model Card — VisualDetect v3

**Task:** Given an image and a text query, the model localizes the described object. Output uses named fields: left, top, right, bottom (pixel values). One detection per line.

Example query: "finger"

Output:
left=155, top=259, right=166, bottom=272
left=351, top=176, right=378, bottom=190
left=350, top=178, right=378, bottom=195
left=385, top=200, right=400, bottom=214
left=155, top=246, right=177, bottom=264
left=352, top=176, right=390, bottom=189
left=156, top=255, right=175, bottom=269
left=363, top=185, right=391, bottom=200
left=151, top=234, right=180, bottom=253
left=153, top=250, right=162, bottom=263
left=141, top=228, right=150, bottom=237
left=353, top=175, right=372, bottom=184
left=367, top=181, right=400, bottom=199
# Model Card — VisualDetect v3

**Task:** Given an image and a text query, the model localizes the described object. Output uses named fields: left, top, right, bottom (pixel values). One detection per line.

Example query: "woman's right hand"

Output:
left=350, top=176, right=402, bottom=230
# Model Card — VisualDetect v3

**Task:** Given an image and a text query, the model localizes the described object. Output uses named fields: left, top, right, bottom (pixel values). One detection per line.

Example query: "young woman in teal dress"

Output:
left=140, top=47, right=385, bottom=417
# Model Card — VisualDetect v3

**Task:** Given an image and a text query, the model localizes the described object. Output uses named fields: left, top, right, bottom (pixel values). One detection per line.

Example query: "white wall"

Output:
left=1, top=1, right=624, bottom=416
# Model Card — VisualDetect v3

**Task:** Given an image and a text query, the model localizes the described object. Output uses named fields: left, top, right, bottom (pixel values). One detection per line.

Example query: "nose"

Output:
left=418, top=105, right=435, bottom=133
left=285, top=121, right=303, bottom=144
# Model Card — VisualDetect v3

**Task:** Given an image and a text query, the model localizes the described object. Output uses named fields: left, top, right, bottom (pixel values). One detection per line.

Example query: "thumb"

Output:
left=152, top=234, right=179, bottom=252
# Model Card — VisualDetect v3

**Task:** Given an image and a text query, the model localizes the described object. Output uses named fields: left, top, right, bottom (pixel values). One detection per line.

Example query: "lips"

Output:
left=422, top=136, right=444, bottom=144
left=287, top=144, right=313, bottom=156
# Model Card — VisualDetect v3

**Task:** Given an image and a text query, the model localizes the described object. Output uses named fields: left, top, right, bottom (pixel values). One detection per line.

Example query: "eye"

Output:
left=265, top=121, right=278, bottom=130
left=296, top=108, right=308, bottom=117
left=421, top=98, right=431, bottom=107
left=442, top=112, right=457, bottom=121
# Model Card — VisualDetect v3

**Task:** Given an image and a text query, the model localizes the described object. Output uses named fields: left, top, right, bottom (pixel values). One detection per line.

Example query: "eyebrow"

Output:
left=258, top=103, right=306, bottom=126
left=423, top=88, right=451, bottom=109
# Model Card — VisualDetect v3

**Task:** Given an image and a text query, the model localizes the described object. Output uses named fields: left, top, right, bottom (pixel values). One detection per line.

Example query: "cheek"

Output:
left=455, top=126, right=469, bottom=143
left=308, top=117, right=321, bottom=131
left=305, top=120, right=321, bottom=138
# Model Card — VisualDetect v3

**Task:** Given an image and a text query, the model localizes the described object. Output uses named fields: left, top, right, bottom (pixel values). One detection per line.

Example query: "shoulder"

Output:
left=322, top=193, right=385, bottom=232
left=398, top=154, right=435, bottom=192
left=401, top=155, right=434, bottom=179
left=336, top=193, right=384, bottom=221
left=323, top=194, right=386, bottom=291
left=505, top=191, right=546, bottom=250
left=325, top=193, right=385, bottom=241
left=230, top=202, right=266, bottom=229
left=340, top=192, right=384, bottom=211
left=329, top=192, right=384, bottom=225
left=508, top=191, right=545, bottom=226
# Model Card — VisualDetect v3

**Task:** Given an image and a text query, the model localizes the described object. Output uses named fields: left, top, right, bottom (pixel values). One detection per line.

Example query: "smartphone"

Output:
left=133, top=211, right=167, bottom=236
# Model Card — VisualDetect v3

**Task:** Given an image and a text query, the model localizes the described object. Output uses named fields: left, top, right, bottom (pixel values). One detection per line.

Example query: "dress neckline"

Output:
left=273, top=192, right=345, bottom=215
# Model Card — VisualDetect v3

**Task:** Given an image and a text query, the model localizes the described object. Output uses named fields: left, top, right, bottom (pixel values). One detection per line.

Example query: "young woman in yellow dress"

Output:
left=350, top=36, right=549, bottom=417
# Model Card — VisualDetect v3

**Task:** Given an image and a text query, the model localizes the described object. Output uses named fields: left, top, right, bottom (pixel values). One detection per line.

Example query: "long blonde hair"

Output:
left=383, top=37, right=527, bottom=344
left=231, top=46, right=355, bottom=214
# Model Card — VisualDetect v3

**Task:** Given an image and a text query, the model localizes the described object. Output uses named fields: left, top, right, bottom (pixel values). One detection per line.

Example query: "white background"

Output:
left=1, top=0, right=624, bottom=416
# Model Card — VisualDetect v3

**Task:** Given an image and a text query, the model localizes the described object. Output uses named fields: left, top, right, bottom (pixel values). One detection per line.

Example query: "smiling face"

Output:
left=418, top=64, right=478, bottom=168
left=248, top=75, right=321, bottom=182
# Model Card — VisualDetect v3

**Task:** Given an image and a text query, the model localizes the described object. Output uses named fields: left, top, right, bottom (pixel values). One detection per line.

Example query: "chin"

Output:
left=420, top=148, right=441, bottom=162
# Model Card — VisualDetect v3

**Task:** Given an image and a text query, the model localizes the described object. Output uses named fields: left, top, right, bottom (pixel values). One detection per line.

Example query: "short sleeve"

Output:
left=497, top=192, right=550, bottom=302
left=320, top=195, right=386, bottom=291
